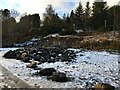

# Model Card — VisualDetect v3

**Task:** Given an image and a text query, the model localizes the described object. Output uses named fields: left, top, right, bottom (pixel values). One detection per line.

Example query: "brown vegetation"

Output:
left=39, top=31, right=119, bottom=51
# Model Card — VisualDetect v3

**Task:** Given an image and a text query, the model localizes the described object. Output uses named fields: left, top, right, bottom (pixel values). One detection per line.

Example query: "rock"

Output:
left=26, top=60, right=38, bottom=68
left=61, top=50, right=76, bottom=62
left=80, top=53, right=84, bottom=56
left=94, top=83, right=115, bottom=90
left=39, top=68, right=56, bottom=76
left=29, top=60, right=39, bottom=64
left=61, top=53, right=71, bottom=62
left=3, top=50, right=16, bottom=59
left=34, top=54, right=41, bottom=61
left=18, top=52, right=31, bottom=62
left=21, top=52, right=28, bottom=59
left=49, top=47, right=64, bottom=55
left=16, top=53, right=22, bottom=60
left=3, top=46, right=77, bottom=63
left=33, top=67, right=41, bottom=70
left=72, top=66, right=75, bottom=68
left=45, top=55, right=56, bottom=63
left=22, top=56, right=30, bottom=62
left=48, top=72, right=70, bottom=82
left=16, top=52, right=28, bottom=60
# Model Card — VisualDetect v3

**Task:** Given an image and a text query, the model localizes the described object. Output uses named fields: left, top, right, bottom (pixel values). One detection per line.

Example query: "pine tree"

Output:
left=63, top=13, right=66, bottom=21
left=115, top=5, right=120, bottom=31
left=62, top=13, right=67, bottom=29
left=107, top=6, right=114, bottom=31
left=84, top=1, right=91, bottom=31
left=75, top=2, right=84, bottom=30
left=70, top=10, right=75, bottom=24
left=107, top=5, right=120, bottom=31
left=91, top=1, right=108, bottom=30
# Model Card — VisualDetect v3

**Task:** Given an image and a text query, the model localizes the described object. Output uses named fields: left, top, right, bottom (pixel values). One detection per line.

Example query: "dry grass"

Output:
left=39, top=31, right=119, bottom=51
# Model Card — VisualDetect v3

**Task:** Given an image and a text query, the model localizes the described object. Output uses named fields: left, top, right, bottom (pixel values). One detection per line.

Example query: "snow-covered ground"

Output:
left=0, top=48, right=19, bottom=51
left=0, top=48, right=119, bottom=88
left=14, top=37, right=40, bottom=47
left=0, top=48, right=20, bottom=88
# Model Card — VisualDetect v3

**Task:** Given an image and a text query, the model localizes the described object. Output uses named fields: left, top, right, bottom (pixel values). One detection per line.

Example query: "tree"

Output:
left=84, top=1, right=91, bottom=31
left=59, top=13, right=76, bottom=35
left=70, top=10, right=76, bottom=30
left=91, top=1, right=108, bottom=30
left=75, top=2, right=84, bottom=30
left=115, top=5, right=120, bottom=31
left=63, top=13, right=66, bottom=21
left=42, top=5, right=55, bottom=35
left=70, top=10, right=75, bottom=25
left=41, top=5, right=62, bottom=36
left=1, top=9, right=16, bottom=47
left=2, top=9, right=10, bottom=18
left=2, top=17, right=16, bottom=47
left=44, top=5, right=55, bottom=18
left=62, top=13, right=67, bottom=29
left=107, top=6, right=114, bottom=31
left=31, top=14, right=40, bottom=29
left=10, top=9, right=20, bottom=18
left=14, top=14, right=40, bottom=43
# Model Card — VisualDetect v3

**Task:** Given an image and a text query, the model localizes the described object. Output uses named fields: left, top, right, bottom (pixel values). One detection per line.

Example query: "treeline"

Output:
left=1, top=9, right=40, bottom=47
left=0, top=1, right=120, bottom=47
left=41, top=2, right=120, bottom=35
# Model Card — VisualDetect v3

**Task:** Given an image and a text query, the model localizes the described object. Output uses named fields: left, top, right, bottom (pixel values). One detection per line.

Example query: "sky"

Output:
left=0, top=0, right=120, bottom=19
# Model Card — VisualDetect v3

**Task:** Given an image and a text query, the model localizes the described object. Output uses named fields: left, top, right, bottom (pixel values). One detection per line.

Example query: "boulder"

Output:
left=34, top=54, right=42, bottom=61
left=39, top=68, right=56, bottom=76
left=61, top=50, right=76, bottom=62
left=26, top=60, right=38, bottom=68
left=48, top=72, right=70, bottom=82
left=80, top=53, right=84, bottom=56
left=16, top=53, right=22, bottom=60
left=22, top=56, right=31, bottom=62
left=3, top=46, right=77, bottom=63
left=94, top=83, right=115, bottom=90
left=3, top=50, right=16, bottom=59
left=16, top=52, right=28, bottom=60
left=21, top=52, right=28, bottom=59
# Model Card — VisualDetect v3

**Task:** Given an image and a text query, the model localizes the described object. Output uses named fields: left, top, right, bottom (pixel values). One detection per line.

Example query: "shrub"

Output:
left=59, top=29, right=76, bottom=35
left=97, top=27, right=107, bottom=32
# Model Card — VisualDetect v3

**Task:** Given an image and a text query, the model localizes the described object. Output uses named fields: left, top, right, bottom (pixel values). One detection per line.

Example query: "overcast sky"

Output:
left=0, top=0, right=119, bottom=18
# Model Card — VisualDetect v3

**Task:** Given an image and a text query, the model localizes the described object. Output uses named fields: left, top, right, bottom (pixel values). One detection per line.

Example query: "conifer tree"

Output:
left=75, top=2, right=84, bottom=30
left=84, top=1, right=91, bottom=31
left=91, top=1, right=108, bottom=30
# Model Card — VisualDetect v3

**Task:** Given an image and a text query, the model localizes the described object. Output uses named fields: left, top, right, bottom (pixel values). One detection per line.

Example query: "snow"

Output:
left=31, top=38, right=40, bottom=42
left=0, top=48, right=19, bottom=51
left=0, top=48, right=119, bottom=88
left=75, top=29, right=83, bottom=33
left=44, top=34, right=59, bottom=39
left=14, top=37, right=40, bottom=47
left=44, top=34, right=81, bottom=39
